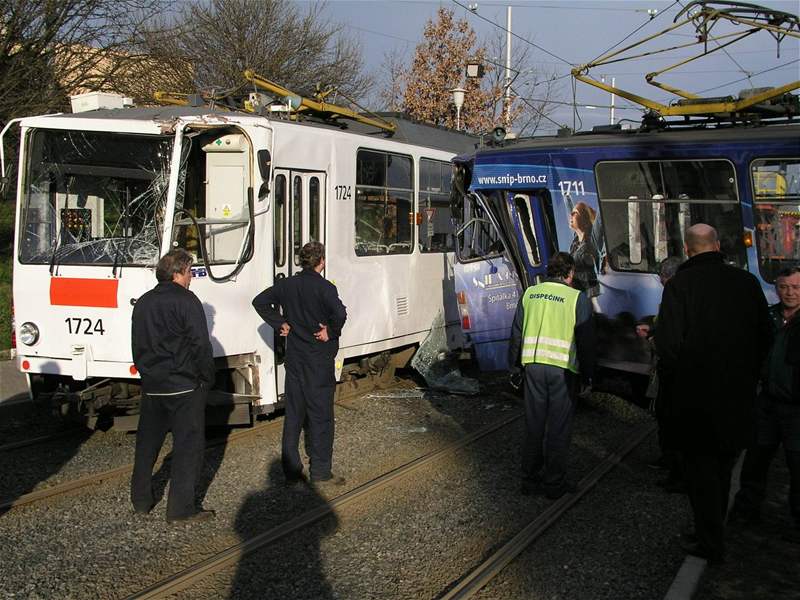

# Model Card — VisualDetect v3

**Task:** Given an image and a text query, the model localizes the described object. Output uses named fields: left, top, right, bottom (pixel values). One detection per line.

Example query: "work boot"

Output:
left=311, top=475, right=346, bottom=489
left=544, top=481, right=578, bottom=500
left=167, top=509, right=216, bottom=524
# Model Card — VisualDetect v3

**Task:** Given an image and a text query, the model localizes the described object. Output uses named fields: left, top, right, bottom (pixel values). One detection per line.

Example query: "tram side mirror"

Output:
left=257, top=149, right=271, bottom=200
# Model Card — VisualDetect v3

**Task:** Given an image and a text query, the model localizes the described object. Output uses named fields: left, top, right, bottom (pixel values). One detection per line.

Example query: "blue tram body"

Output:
left=453, top=124, right=800, bottom=373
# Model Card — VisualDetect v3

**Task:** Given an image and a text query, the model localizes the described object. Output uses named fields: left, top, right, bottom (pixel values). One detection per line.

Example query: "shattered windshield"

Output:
left=19, top=129, right=174, bottom=266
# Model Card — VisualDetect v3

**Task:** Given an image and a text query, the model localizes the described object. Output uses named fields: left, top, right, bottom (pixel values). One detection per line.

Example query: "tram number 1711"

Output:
left=558, top=180, right=586, bottom=197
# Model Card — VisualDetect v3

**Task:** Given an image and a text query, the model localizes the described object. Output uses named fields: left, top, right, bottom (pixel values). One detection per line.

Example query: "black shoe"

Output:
left=657, top=478, right=687, bottom=494
left=728, top=507, right=760, bottom=527
left=680, top=540, right=724, bottom=565
left=311, top=475, right=346, bottom=488
left=781, top=527, right=800, bottom=544
left=521, top=479, right=543, bottom=496
left=679, top=531, right=697, bottom=544
left=647, top=456, right=668, bottom=470
left=133, top=503, right=154, bottom=515
left=544, top=481, right=577, bottom=500
left=167, top=509, right=216, bottom=524
left=284, top=473, right=308, bottom=488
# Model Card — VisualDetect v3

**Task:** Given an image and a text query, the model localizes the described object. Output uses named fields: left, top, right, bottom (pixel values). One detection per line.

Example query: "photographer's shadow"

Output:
left=229, top=459, right=339, bottom=599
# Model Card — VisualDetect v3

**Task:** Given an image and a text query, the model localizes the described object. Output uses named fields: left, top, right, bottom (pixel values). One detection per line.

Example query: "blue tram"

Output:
left=451, top=122, right=800, bottom=373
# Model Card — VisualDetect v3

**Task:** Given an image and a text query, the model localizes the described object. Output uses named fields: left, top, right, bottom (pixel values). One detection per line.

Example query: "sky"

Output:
left=321, top=0, right=800, bottom=134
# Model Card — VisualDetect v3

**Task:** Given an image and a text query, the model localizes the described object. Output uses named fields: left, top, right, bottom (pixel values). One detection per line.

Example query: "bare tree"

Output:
left=0, top=0, right=166, bottom=123
left=128, top=0, right=371, bottom=105
left=377, top=48, right=407, bottom=112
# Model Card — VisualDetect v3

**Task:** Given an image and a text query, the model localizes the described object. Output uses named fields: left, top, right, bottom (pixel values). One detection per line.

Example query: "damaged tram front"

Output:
left=8, top=105, right=474, bottom=428
left=11, top=109, right=267, bottom=427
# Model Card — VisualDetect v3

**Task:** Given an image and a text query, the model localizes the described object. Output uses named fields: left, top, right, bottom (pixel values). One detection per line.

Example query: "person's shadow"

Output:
left=228, top=459, right=339, bottom=599
left=0, top=360, right=94, bottom=517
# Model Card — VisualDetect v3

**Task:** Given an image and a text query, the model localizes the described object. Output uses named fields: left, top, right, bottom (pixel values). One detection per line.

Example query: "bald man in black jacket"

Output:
left=656, top=224, right=772, bottom=563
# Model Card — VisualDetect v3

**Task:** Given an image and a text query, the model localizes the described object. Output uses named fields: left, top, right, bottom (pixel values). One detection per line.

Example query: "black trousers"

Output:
left=734, top=398, right=800, bottom=524
left=131, top=387, right=206, bottom=519
left=282, top=359, right=336, bottom=481
left=522, top=363, right=577, bottom=491
left=683, top=450, right=737, bottom=560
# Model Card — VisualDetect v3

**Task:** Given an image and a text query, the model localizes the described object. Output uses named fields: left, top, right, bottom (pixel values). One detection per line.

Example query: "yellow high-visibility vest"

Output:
left=520, top=281, right=579, bottom=373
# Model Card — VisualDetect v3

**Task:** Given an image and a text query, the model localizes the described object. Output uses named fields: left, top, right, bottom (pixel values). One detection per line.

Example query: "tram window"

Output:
left=513, top=195, right=541, bottom=266
left=293, top=175, right=302, bottom=265
left=168, top=130, right=254, bottom=268
left=456, top=192, right=505, bottom=262
left=355, top=149, right=413, bottom=256
left=274, top=174, right=286, bottom=267
left=597, top=160, right=745, bottom=273
left=751, top=158, right=800, bottom=282
left=419, top=158, right=454, bottom=253
left=309, top=177, right=321, bottom=242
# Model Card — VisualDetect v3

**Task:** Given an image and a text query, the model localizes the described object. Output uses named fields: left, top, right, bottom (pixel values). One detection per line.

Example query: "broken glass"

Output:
left=19, top=129, right=174, bottom=267
left=411, top=309, right=479, bottom=395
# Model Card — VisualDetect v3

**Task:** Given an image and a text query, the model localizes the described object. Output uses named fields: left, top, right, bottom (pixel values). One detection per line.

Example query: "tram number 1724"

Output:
left=65, top=318, right=106, bottom=336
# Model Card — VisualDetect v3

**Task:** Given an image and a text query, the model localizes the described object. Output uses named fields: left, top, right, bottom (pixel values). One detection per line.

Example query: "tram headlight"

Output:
left=19, top=322, right=39, bottom=346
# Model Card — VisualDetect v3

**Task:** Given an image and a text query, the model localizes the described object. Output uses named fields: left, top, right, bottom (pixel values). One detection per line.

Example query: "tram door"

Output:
left=272, top=170, right=326, bottom=390
left=510, top=192, right=556, bottom=284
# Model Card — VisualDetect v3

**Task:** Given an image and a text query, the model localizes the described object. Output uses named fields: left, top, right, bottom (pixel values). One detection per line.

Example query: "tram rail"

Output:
left=439, top=421, right=656, bottom=599
left=124, top=411, right=524, bottom=600
left=0, top=428, right=84, bottom=453
left=124, top=415, right=655, bottom=600
left=0, top=373, right=416, bottom=513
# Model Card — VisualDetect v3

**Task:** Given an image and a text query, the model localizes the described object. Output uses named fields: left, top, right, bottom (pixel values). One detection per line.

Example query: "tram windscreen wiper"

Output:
left=48, top=224, right=62, bottom=275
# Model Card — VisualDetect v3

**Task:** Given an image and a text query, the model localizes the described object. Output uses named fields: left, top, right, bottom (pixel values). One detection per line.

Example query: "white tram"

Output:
left=6, top=95, right=475, bottom=427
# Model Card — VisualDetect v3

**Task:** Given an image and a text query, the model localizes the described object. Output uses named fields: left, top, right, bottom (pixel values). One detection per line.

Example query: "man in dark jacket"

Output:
left=252, top=241, right=347, bottom=486
left=655, top=224, right=772, bottom=563
left=131, top=248, right=215, bottom=523
left=732, top=266, right=800, bottom=542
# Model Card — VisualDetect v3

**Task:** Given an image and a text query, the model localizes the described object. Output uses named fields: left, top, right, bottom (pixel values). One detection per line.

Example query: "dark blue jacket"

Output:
left=131, top=282, right=215, bottom=394
left=252, top=269, right=347, bottom=365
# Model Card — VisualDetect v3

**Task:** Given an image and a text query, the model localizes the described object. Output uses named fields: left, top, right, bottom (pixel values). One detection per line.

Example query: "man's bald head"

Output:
left=685, top=224, right=720, bottom=257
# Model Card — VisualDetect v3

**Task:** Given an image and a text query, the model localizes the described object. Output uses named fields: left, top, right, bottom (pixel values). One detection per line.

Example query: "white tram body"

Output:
left=9, top=106, right=474, bottom=425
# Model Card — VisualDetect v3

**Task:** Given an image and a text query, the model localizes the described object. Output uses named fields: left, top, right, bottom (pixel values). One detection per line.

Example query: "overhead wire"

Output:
left=451, top=0, right=575, bottom=66
left=696, top=58, right=800, bottom=94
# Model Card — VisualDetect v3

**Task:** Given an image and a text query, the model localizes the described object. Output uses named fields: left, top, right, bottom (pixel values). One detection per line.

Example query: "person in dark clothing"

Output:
left=732, top=266, right=800, bottom=543
left=655, top=224, right=772, bottom=563
left=509, top=252, right=596, bottom=500
left=568, top=201, right=600, bottom=300
left=131, top=248, right=216, bottom=523
left=647, top=256, right=686, bottom=493
left=252, top=241, right=347, bottom=486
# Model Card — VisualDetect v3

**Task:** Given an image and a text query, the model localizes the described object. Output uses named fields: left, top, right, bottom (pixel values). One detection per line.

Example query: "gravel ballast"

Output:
left=0, top=377, right=695, bottom=600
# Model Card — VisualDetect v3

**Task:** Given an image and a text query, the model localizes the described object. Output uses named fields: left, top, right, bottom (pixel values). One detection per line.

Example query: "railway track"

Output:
left=0, top=428, right=84, bottom=453
left=0, top=374, right=417, bottom=513
left=123, top=416, right=655, bottom=600
left=439, top=421, right=657, bottom=599
left=123, top=410, right=524, bottom=600
left=0, top=417, right=283, bottom=513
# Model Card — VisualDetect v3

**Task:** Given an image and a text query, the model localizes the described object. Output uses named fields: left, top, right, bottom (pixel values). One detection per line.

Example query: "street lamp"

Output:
left=451, top=87, right=466, bottom=130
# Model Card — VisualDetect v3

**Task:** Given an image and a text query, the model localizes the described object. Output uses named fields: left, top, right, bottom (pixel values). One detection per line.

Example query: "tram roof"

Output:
left=39, top=106, right=478, bottom=155
left=476, top=122, right=800, bottom=156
